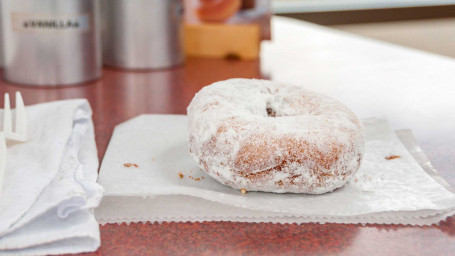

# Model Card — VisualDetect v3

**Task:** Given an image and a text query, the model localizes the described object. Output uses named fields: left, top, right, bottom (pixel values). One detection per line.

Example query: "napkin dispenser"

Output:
left=101, top=0, right=184, bottom=70
left=0, top=0, right=102, bottom=86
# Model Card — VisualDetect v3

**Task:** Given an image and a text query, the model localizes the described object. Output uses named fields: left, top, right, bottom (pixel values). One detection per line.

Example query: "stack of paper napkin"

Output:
left=0, top=99, right=103, bottom=255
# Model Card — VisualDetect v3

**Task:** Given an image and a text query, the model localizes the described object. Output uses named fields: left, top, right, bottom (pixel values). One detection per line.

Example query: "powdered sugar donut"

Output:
left=187, top=79, right=365, bottom=194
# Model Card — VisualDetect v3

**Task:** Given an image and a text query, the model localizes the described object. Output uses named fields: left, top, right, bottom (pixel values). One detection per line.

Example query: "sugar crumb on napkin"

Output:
left=385, top=155, right=401, bottom=160
left=178, top=171, right=204, bottom=181
left=123, top=163, right=139, bottom=168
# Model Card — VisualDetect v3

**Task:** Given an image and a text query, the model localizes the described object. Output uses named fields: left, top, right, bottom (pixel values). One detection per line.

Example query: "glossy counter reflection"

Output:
left=94, top=219, right=455, bottom=256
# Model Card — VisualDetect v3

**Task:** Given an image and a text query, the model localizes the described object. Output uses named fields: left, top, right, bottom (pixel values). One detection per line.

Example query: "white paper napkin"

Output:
left=0, top=99, right=103, bottom=256
left=96, top=115, right=455, bottom=225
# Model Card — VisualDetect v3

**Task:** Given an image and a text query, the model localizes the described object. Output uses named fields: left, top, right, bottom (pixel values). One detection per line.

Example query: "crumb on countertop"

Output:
left=178, top=172, right=184, bottom=179
left=240, top=188, right=247, bottom=194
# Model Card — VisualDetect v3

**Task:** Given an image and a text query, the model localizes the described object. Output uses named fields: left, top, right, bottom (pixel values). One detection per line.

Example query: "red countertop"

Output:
left=1, top=56, right=454, bottom=255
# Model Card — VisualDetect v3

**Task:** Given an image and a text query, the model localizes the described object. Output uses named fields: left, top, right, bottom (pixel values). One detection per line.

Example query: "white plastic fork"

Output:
left=0, top=92, right=27, bottom=193
left=3, top=92, right=27, bottom=142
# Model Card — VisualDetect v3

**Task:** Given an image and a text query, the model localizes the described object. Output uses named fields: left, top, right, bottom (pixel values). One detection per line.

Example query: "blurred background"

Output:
left=2, top=0, right=454, bottom=72
left=275, top=0, right=455, bottom=58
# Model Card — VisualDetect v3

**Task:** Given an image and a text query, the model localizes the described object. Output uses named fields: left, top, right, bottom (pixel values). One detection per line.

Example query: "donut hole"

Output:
left=266, top=102, right=277, bottom=117
left=266, top=107, right=276, bottom=117
left=265, top=96, right=311, bottom=117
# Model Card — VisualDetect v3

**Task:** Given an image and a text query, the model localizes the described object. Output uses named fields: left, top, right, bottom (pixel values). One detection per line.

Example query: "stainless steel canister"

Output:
left=102, top=0, right=184, bottom=70
left=0, top=4, right=3, bottom=68
left=1, top=0, right=101, bottom=86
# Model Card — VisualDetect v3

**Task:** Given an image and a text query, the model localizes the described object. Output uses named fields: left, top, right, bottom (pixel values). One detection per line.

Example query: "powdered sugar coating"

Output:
left=187, top=79, right=365, bottom=194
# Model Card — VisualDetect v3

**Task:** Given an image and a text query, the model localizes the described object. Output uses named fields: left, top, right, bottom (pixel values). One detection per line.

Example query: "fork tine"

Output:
left=0, top=133, right=6, bottom=194
left=3, top=93, right=12, bottom=134
left=15, top=92, right=27, bottom=136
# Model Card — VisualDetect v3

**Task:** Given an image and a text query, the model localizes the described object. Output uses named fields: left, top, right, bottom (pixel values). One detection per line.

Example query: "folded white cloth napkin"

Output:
left=96, top=115, right=455, bottom=226
left=0, top=99, right=104, bottom=256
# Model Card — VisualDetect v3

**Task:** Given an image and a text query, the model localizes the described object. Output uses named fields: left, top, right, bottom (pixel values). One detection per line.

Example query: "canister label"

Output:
left=11, top=13, right=90, bottom=33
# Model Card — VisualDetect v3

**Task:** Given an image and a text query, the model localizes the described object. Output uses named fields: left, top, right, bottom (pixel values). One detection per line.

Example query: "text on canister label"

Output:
left=12, top=13, right=90, bottom=33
